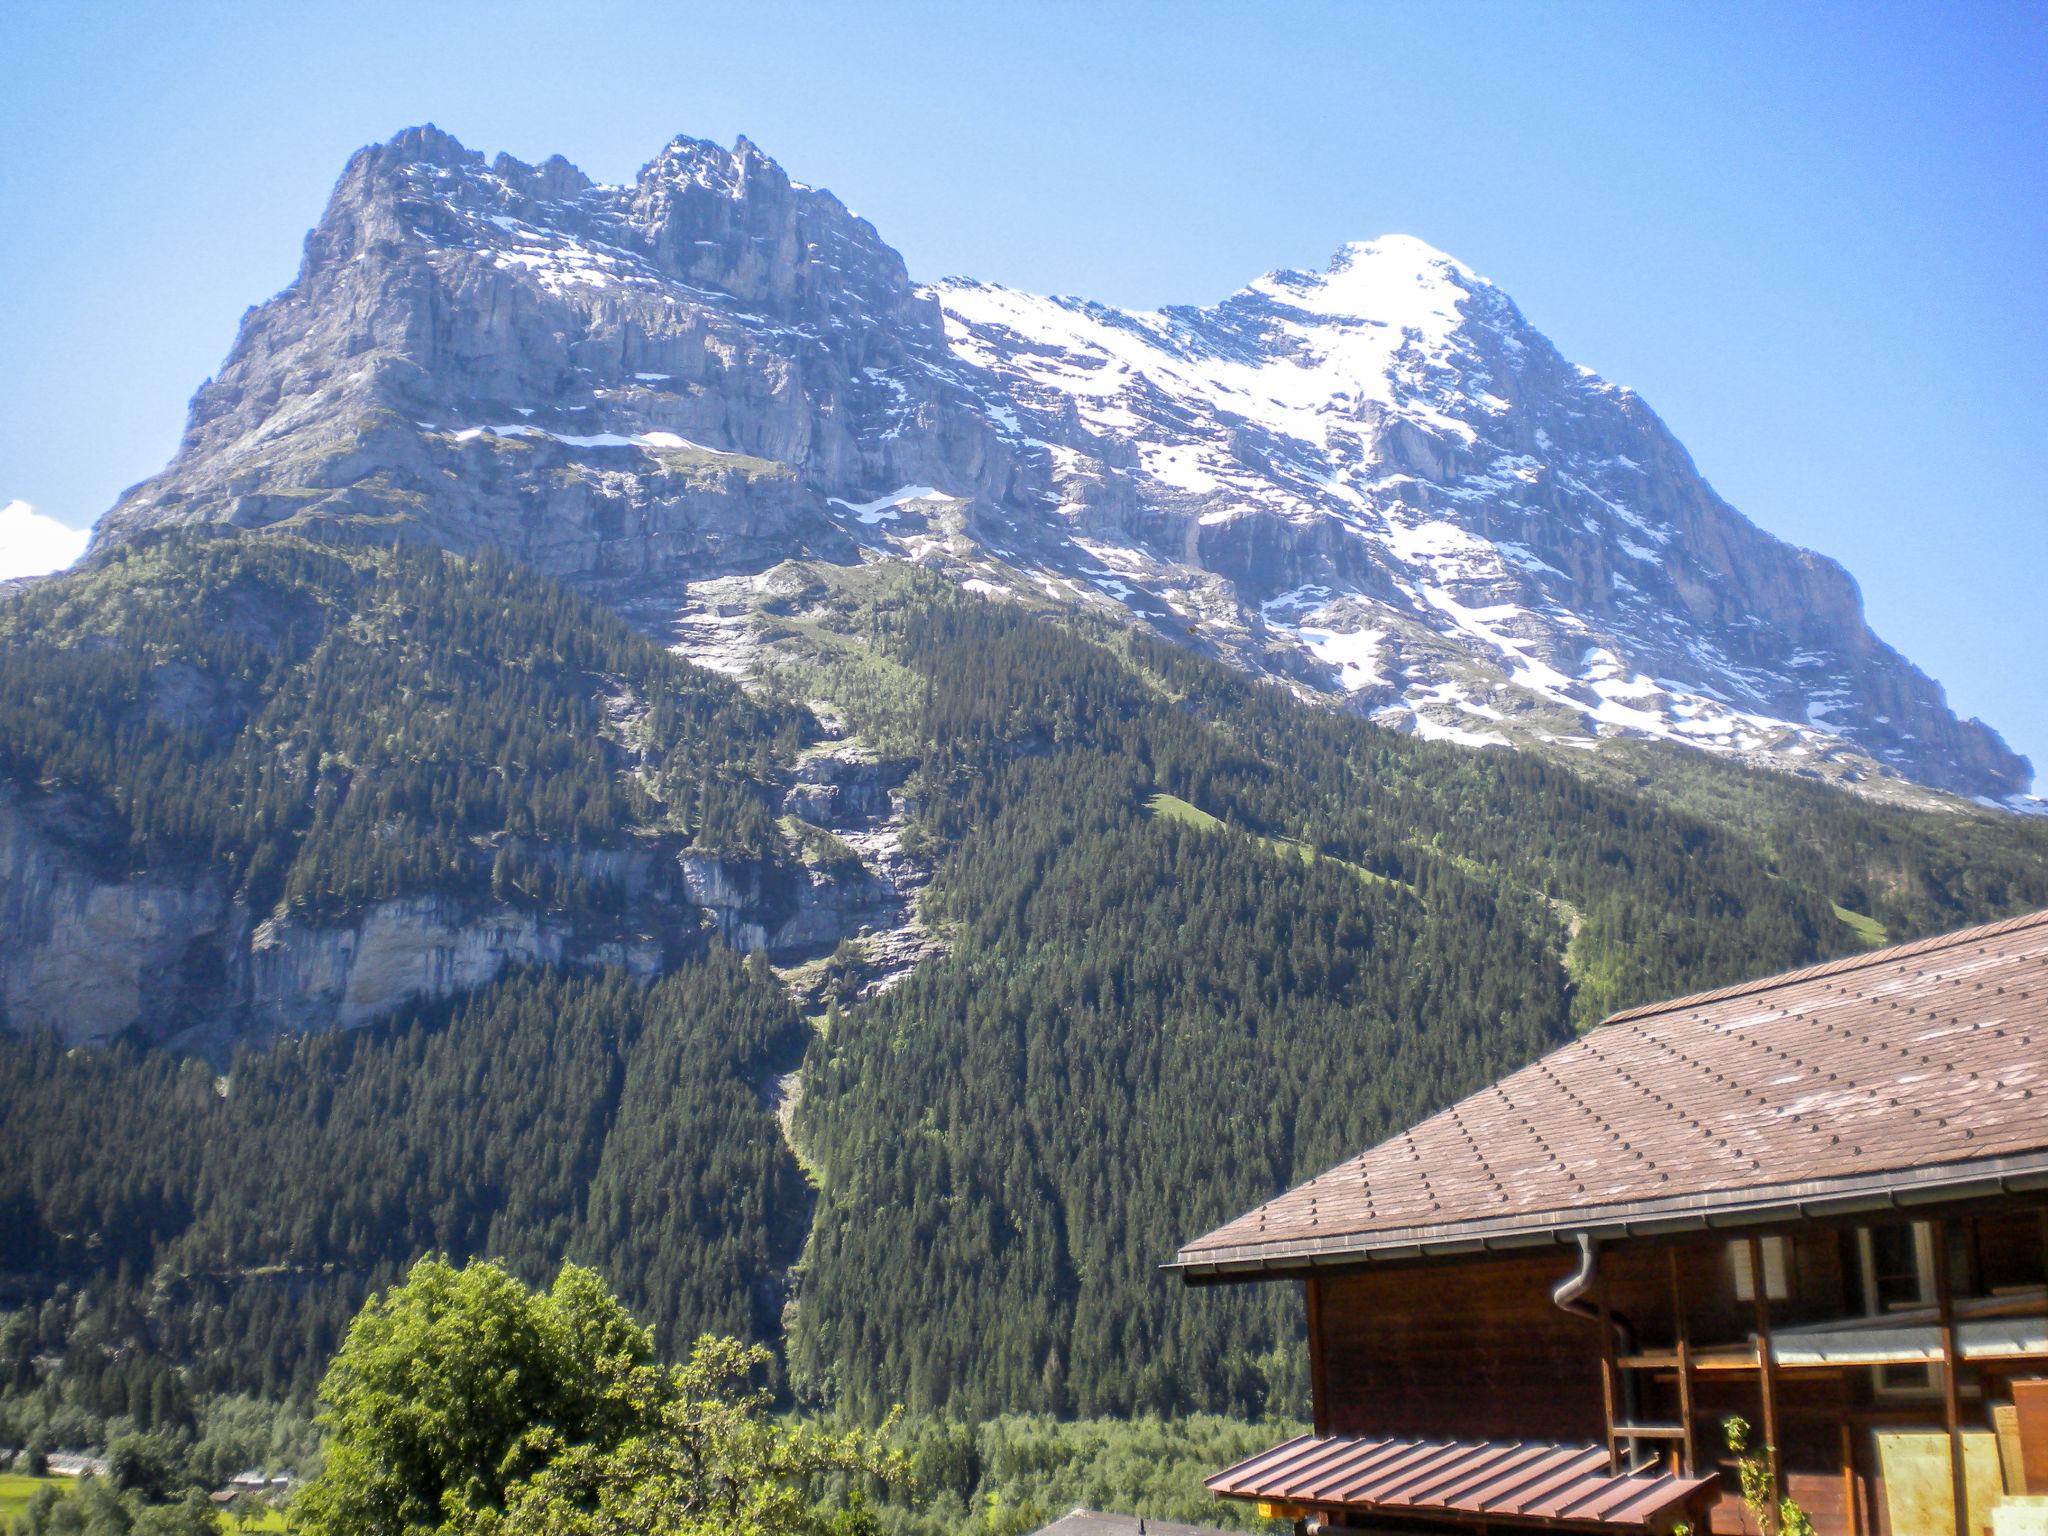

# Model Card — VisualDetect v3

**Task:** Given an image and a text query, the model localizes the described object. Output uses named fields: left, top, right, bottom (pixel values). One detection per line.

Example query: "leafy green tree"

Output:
left=458, top=1337, right=906, bottom=1536
left=9, top=1474, right=163, bottom=1536
left=107, top=1434, right=183, bottom=1502
left=293, top=1258, right=902, bottom=1536
left=294, top=1258, right=650, bottom=1536
left=130, top=1493, right=225, bottom=1536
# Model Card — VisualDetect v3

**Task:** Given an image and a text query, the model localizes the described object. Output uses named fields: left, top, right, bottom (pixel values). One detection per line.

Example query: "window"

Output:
left=1856, top=1222, right=1940, bottom=1397
left=1862, top=1223, right=1933, bottom=1313
left=1730, top=1235, right=1791, bottom=1301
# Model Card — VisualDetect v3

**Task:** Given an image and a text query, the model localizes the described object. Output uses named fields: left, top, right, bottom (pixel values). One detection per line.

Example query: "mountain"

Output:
left=932, top=247, right=2029, bottom=802
left=7, top=124, right=2048, bottom=1443
left=92, top=126, right=2028, bottom=804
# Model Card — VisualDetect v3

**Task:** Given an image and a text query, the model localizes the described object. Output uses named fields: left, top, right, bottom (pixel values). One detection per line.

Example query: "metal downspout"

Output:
left=1552, top=1232, right=1649, bottom=1469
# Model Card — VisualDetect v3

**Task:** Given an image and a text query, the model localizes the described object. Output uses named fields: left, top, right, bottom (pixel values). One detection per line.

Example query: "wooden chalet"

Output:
left=1173, top=910, right=2048, bottom=1536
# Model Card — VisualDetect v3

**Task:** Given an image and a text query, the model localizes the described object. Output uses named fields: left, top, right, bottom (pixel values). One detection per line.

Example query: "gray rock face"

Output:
left=0, top=785, right=234, bottom=1046
left=90, top=127, right=2029, bottom=802
left=245, top=897, right=583, bottom=1036
left=0, top=782, right=871, bottom=1049
left=94, top=124, right=1016, bottom=583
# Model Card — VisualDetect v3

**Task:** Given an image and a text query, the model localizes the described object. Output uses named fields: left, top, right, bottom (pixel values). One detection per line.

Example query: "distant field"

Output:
left=1146, top=790, right=1225, bottom=832
left=1145, top=791, right=1408, bottom=894
left=0, top=1473, right=288, bottom=1530
left=0, top=1473, right=55, bottom=1523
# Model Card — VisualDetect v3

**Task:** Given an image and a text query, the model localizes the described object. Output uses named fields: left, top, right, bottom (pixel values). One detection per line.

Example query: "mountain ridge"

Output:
left=84, top=124, right=2030, bottom=804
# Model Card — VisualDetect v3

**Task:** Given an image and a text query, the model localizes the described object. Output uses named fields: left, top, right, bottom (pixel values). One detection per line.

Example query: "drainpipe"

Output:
left=1552, top=1233, right=1647, bottom=1466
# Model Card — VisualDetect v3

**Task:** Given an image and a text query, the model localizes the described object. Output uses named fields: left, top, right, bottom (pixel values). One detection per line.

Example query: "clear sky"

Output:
left=4, top=0, right=2044, bottom=776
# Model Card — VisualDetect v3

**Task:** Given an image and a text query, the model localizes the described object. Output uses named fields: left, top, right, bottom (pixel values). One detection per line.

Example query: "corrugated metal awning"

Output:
left=1764, top=1311, right=2048, bottom=1367
left=1206, top=1434, right=1716, bottom=1530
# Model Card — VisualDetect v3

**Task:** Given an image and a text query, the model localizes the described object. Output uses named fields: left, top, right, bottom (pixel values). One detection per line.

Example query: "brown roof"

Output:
left=1207, top=1433, right=1715, bottom=1529
left=1177, top=909, right=2048, bottom=1276
left=1030, top=1512, right=1237, bottom=1536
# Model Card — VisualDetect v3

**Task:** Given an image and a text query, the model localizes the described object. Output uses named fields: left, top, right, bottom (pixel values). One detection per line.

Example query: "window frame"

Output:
left=1855, top=1221, right=1943, bottom=1399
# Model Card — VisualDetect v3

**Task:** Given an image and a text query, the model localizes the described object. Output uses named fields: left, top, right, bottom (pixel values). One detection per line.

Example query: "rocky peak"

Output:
left=83, top=130, right=2032, bottom=804
left=491, top=150, right=594, bottom=203
left=625, top=131, right=933, bottom=335
left=92, top=125, right=1015, bottom=579
left=933, top=240, right=2032, bottom=802
left=377, top=121, right=480, bottom=171
left=638, top=132, right=777, bottom=198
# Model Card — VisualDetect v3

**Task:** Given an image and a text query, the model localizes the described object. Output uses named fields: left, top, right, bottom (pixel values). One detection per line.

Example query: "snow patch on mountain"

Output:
left=87, top=124, right=2030, bottom=805
left=921, top=236, right=2029, bottom=802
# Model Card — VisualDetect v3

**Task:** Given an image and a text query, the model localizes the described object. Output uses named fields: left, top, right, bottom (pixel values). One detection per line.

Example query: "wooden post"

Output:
left=1306, top=1276, right=1329, bottom=1438
left=1840, top=1422, right=1859, bottom=1536
left=1596, top=1258, right=1622, bottom=1473
left=1932, top=1219, right=1967, bottom=1536
left=1748, top=1234, right=1782, bottom=1532
left=1670, top=1247, right=1695, bottom=1477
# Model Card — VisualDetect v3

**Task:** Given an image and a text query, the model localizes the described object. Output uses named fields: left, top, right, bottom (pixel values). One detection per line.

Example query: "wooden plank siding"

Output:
left=1317, top=1252, right=1608, bottom=1442
left=1304, top=1206, right=2048, bottom=1536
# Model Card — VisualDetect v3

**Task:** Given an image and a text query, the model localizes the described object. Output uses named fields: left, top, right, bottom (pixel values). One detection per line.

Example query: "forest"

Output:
left=0, top=530, right=807, bottom=924
left=4, top=533, right=2047, bottom=1526
left=783, top=581, right=2048, bottom=1418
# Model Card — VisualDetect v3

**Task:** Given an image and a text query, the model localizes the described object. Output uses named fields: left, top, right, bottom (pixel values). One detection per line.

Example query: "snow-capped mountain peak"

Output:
left=930, top=238, right=2027, bottom=800
left=1256, top=233, right=1479, bottom=315
left=89, top=128, right=2031, bottom=804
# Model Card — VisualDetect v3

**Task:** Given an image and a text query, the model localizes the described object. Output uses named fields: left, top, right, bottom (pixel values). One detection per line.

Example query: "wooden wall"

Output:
left=1314, top=1251, right=1609, bottom=1441
left=1309, top=1231, right=1854, bottom=1443
left=1303, top=1204, right=2048, bottom=1536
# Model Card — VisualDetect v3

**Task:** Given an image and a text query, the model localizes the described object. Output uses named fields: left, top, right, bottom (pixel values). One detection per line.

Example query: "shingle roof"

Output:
left=1207, top=1434, right=1715, bottom=1529
left=1176, top=909, right=2048, bottom=1276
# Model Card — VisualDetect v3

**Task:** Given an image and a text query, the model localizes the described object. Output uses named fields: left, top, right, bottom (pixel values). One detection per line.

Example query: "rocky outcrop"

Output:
left=0, top=785, right=236, bottom=1047
left=0, top=782, right=884, bottom=1049
left=679, top=838, right=894, bottom=959
left=247, top=897, right=590, bottom=1035
left=781, top=751, right=910, bottom=826
left=90, top=124, right=1021, bottom=586
left=0, top=782, right=584, bottom=1048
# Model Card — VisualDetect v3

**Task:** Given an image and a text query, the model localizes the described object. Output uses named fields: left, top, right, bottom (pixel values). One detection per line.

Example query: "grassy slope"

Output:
left=1146, top=793, right=1409, bottom=894
left=0, top=1474, right=46, bottom=1525
left=1831, top=902, right=1890, bottom=946
left=0, top=1477, right=289, bottom=1531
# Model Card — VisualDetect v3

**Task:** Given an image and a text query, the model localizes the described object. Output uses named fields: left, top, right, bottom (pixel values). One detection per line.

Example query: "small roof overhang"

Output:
left=1207, top=1433, right=1716, bottom=1532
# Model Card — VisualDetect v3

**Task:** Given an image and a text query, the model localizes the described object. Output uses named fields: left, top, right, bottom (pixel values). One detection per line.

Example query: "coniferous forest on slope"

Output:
left=0, top=532, right=807, bottom=924
left=4, top=534, right=2048, bottom=1472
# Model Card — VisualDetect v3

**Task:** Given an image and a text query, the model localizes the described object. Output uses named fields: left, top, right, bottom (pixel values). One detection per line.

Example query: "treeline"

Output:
left=0, top=954, right=809, bottom=1436
left=877, top=1414, right=1301, bottom=1536
left=0, top=530, right=809, bottom=919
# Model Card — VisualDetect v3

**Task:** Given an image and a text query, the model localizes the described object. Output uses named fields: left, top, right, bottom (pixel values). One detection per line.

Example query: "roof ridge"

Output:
left=1599, top=906, right=2048, bottom=1027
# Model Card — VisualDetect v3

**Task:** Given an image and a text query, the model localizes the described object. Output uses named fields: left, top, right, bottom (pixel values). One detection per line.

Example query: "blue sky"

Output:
left=4, top=0, right=2044, bottom=774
